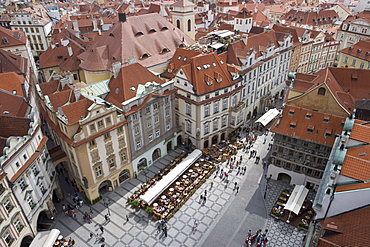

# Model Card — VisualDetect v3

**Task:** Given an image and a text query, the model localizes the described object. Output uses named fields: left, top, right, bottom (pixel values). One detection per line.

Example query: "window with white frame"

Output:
left=119, top=138, right=125, bottom=146
left=97, top=120, right=103, bottom=128
left=222, top=116, right=227, bottom=127
left=136, top=140, right=142, bottom=149
left=26, top=194, right=34, bottom=208
left=134, top=126, right=140, bottom=135
left=95, top=166, right=103, bottom=177
left=204, top=104, right=210, bottom=116
left=3, top=232, right=13, bottom=245
left=166, top=124, right=170, bottom=131
left=104, top=132, right=110, bottom=140
left=120, top=151, right=127, bottom=162
left=231, top=116, right=235, bottom=125
left=186, top=121, right=192, bottom=133
left=39, top=179, right=45, bottom=193
left=213, top=119, right=218, bottom=130
left=18, top=178, right=27, bottom=191
left=117, top=126, right=123, bottom=134
left=165, top=109, right=170, bottom=117
left=132, top=113, right=138, bottom=121
left=155, top=130, right=160, bottom=138
left=175, top=98, right=179, bottom=110
left=214, top=101, right=219, bottom=113
left=149, top=134, right=153, bottom=142
left=204, top=122, right=209, bottom=134
left=145, top=107, right=150, bottom=114
left=153, top=103, right=158, bottom=110
left=155, top=115, right=159, bottom=123
left=31, top=165, right=39, bottom=176
left=14, top=218, right=23, bottom=232
left=106, top=144, right=113, bottom=153
left=351, top=59, right=356, bottom=66
left=4, top=199, right=14, bottom=212
left=222, top=98, right=228, bottom=110
left=147, top=118, right=152, bottom=128
left=90, top=124, right=95, bottom=131
left=232, top=95, right=238, bottom=107
left=165, top=97, right=169, bottom=104
left=186, top=102, right=191, bottom=115
left=108, top=158, right=115, bottom=169
left=105, top=117, right=111, bottom=125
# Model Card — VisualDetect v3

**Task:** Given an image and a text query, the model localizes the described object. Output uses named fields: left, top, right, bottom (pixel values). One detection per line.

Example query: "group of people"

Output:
left=199, top=189, right=208, bottom=205
left=157, top=220, right=168, bottom=237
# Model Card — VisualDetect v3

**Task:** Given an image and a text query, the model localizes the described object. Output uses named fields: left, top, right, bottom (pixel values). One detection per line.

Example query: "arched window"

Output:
left=176, top=20, right=180, bottom=29
left=187, top=19, right=191, bottom=32
left=318, top=87, right=326, bottom=96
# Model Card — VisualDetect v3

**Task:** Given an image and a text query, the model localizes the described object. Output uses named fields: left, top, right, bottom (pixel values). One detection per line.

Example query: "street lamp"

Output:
left=103, top=198, right=111, bottom=216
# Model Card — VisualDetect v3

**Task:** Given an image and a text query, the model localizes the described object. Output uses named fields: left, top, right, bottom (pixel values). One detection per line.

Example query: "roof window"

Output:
left=183, top=57, right=187, bottom=61
left=177, top=56, right=182, bottom=60
left=161, top=48, right=170, bottom=54
left=109, top=33, right=114, bottom=37
left=288, top=109, right=295, bottom=115
left=290, top=121, right=296, bottom=129
left=197, top=67, right=201, bottom=71
left=140, top=53, right=150, bottom=60
left=307, top=124, right=314, bottom=133
left=161, top=27, right=168, bottom=31
left=135, top=32, right=144, bottom=36
left=220, top=60, right=224, bottom=64
left=323, top=116, right=330, bottom=123
left=213, top=63, right=217, bottom=67
left=357, top=49, right=362, bottom=53
left=2, top=38, right=8, bottom=44
left=305, top=113, right=312, bottom=119
left=148, top=29, right=156, bottom=34
left=179, top=44, right=185, bottom=48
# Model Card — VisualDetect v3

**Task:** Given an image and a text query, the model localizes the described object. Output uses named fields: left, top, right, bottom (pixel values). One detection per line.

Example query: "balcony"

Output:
left=230, top=102, right=245, bottom=113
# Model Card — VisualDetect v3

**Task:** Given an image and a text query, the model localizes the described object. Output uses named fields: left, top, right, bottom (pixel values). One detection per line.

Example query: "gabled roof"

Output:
left=0, top=72, right=25, bottom=97
left=318, top=206, right=370, bottom=246
left=0, top=26, right=27, bottom=48
left=0, top=90, right=29, bottom=117
left=235, top=8, right=252, bottom=19
left=280, top=9, right=338, bottom=27
left=0, top=115, right=30, bottom=139
left=78, top=13, right=195, bottom=72
left=60, top=98, right=93, bottom=125
left=340, top=39, right=370, bottom=62
left=271, top=104, right=344, bottom=146
left=0, top=49, right=28, bottom=75
left=21, top=4, right=52, bottom=25
left=106, top=63, right=166, bottom=108
left=175, top=52, right=235, bottom=95
left=289, top=68, right=370, bottom=113
left=163, top=48, right=201, bottom=79
left=342, top=10, right=370, bottom=25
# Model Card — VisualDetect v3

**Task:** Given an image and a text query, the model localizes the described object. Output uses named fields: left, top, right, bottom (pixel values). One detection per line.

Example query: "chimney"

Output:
left=72, top=19, right=80, bottom=32
left=92, top=18, right=98, bottom=31
left=229, top=0, right=232, bottom=6
left=51, top=41, right=55, bottom=49
left=118, top=13, right=127, bottom=22
left=74, top=88, right=81, bottom=102
left=67, top=45, right=73, bottom=56
left=242, top=33, right=248, bottom=45
left=39, top=8, right=43, bottom=18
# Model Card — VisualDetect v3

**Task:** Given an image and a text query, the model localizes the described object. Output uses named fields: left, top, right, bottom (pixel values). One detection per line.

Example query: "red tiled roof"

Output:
left=0, top=115, right=30, bottom=139
left=0, top=72, right=25, bottom=96
left=318, top=206, right=370, bottom=246
left=349, top=121, right=370, bottom=143
left=0, top=91, right=29, bottom=117
left=176, top=52, right=235, bottom=96
left=106, top=62, right=166, bottom=107
left=78, top=13, right=195, bottom=72
left=336, top=182, right=370, bottom=192
left=341, top=143, right=370, bottom=181
left=280, top=9, right=338, bottom=27
left=162, top=48, right=201, bottom=79
left=172, top=0, right=194, bottom=8
left=340, top=39, right=370, bottom=62
left=0, top=49, right=28, bottom=75
left=271, top=104, right=344, bottom=146
left=0, top=26, right=27, bottom=48
left=61, top=98, right=93, bottom=125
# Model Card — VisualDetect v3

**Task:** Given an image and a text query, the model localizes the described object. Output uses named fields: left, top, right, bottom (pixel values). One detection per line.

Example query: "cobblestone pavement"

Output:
left=52, top=130, right=312, bottom=247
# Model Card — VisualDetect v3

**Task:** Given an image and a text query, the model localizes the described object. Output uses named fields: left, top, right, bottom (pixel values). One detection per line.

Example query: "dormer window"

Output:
left=305, top=113, right=312, bottom=119
left=148, top=29, right=156, bottom=34
left=109, top=33, right=114, bottom=37
left=177, top=56, right=182, bottom=60
left=161, top=27, right=168, bottom=31
left=135, top=32, right=144, bottom=36
left=216, top=78, right=222, bottom=83
left=2, top=38, right=8, bottom=44
left=323, top=116, right=330, bottom=123
left=179, top=44, right=185, bottom=48
left=288, top=109, right=295, bottom=115
left=167, top=69, right=172, bottom=73
left=307, top=124, right=314, bottom=133
left=161, top=48, right=170, bottom=54
left=196, top=66, right=201, bottom=71
left=140, top=53, right=150, bottom=60
left=290, top=121, right=296, bottom=129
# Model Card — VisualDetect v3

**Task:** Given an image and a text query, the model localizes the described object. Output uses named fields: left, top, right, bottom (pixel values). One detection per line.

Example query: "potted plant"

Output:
left=131, top=199, right=140, bottom=208
left=145, top=207, right=153, bottom=216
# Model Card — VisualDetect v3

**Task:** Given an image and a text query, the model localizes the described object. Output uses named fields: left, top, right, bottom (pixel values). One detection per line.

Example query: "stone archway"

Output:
left=20, top=235, right=33, bottom=247
left=253, top=107, right=258, bottom=118
left=204, top=140, right=209, bottom=149
left=119, top=169, right=130, bottom=184
left=277, top=173, right=291, bottom=183
left=220, top=133, right=225, bottom=141
left=247, top=112, right=251, bottom=120
left=152, top=148, right=161, bottom=162
left=177, top=135, right=182, bottom=146
left=211, top=135, right=218, bottom=144
left=37, top=210, right=53, bottom=232
left=137, top=158, right=147, bottom=172
left=167, top=141, right=172, bottom=152
left=98, top=180, right=112, bottom=194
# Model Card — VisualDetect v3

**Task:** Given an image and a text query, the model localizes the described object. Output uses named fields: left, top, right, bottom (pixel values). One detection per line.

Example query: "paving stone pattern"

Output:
left=52, top=131, right=310, bottom=247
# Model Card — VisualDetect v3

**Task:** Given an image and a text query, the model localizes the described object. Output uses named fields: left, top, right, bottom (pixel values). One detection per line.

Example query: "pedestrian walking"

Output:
left=163, top=225, right=168, bottom=237
left=199, top=194, right=203, bottom=203
left=236, top=186, right=239, bottom=194
left=62, top=204, right=66, bottom=211
left=193, top=220, right=198, bottom=231
left=157, top=223, right=161, bottom=233
left=263, top=136, right=267, bottom=144
left=237, top=166, right=241, bottom=175
left=210, top=182, right=214, bottom=188
left=100, top=226, right=104, bottom=233
left=203, top=196, right=207, bottom=204
left=73, top=212, right=77, bottom=219
left=126, top=215, right=129, bottom=222
left=90, top=206, right=93, bottom=214
left=104, top=214, right=110, bottom=222
left=234, top=182, right=238, bottom=190
left=90, top=232, right=94, bottom=239
left=204, top=189, right=207, bottom=197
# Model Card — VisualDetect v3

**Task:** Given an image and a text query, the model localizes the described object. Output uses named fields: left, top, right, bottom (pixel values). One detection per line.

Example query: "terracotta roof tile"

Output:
left=341, top=156, right=370, bottom=181
left=271, top=104, right=344, bottom=146
left=318, top=206, right=370, bottom=246
left=78, top=13, right=195, bottom=72
left=0, top=26, right=27, bottom=48
left=336, top=182, right=370, bottom=192
left=280, top=9, right=338, bottom=27
left=162, top=48, right=201, bottom=79
left=106, top=63, right=166, bottom=107
left=0, top=91, right=29, bottom=117
left=0, top=49, right=28, bottom=75
left=340, top=39, right=370, bottom=62
left=0, top=72, right=25, bottom=97
left=0, top=115, right=30, bottom=138
left=61, top=98, right=93, bottom=125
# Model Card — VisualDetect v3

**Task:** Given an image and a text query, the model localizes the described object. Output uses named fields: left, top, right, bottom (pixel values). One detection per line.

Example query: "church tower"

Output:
left=171, top=0, right=195, bottom=41
left=234, top=8, right=253, bottom=33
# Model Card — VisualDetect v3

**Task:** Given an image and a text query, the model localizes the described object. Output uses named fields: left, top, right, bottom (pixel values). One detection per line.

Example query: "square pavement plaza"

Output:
left=53, top=132, right=308, bottom=247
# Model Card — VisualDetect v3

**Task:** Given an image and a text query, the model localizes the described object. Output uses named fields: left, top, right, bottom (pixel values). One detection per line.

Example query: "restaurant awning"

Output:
left=284, top=185, right=309, bottom=215
left=255, top=108, right=280, bottom=126
left=140, top=149, right=202, bottom=205
left=30, top=229, right=60, bottom=247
